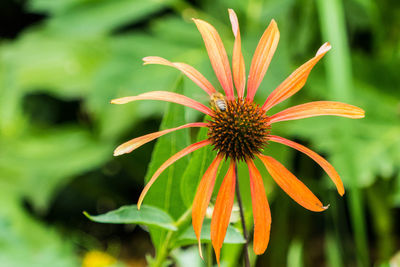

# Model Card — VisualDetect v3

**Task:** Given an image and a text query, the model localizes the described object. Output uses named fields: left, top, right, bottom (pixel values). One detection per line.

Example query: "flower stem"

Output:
left=235, top=164, right=251, bottom=267
left=151, top=208, right=192, bottom=267
left=207, top=243, right=213, bottom=267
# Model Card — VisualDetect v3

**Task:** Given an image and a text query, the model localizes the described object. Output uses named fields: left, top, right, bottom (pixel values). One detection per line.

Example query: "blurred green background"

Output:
left=0, top=0, right=399, bottom=266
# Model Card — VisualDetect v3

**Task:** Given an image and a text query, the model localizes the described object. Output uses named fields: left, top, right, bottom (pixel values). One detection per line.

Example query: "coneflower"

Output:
left=111, top=9, right=364, bottom=265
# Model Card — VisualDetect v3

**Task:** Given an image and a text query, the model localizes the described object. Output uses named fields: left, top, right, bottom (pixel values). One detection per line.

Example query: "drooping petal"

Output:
left=193, top=19, right=234, bottom=100
left=262, top=43, right=331, bottom=112
left=211, top=161, right=236, bottom=265
left=258, top=155, right=328, bottom=212
left=269, top=101, right=365, bottom=123
left=228, top=9, right=246, bottom=99
left=143, top=56, right=216, bottom=96
left=114, top=122, right=208, bottom=156
left=111, top=91, right=213, bottom=116
left=246, top=19, right=280, bottom=101
left=137, top=139, right=211, bottom=210
left=192, top=154, right=223, bottom=259
left=269, top=135, right=344, bottom=196
left=246, top=159, right=271, bottom=255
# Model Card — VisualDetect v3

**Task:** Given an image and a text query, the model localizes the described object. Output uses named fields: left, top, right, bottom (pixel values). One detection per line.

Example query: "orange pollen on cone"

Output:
left=208, top=99, right=271, bottom=161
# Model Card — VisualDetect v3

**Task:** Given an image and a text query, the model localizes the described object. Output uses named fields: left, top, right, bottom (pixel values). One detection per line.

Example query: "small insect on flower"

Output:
left=210, top=92, right=227, bottom=112
left=111, top=8, right=365, bottom=266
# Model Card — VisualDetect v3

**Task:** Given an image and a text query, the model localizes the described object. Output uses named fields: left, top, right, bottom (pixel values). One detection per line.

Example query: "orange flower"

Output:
left=111, top=9, right=364, bottom=265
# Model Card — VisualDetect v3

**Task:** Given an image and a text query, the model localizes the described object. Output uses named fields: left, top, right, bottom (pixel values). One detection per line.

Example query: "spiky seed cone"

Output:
left=208, top=99, right=270, bottom=161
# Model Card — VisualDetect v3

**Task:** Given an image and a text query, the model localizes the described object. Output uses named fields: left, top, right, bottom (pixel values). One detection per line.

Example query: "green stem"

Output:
left=235, top=164, right=251, bottom=267
left=366, top=187, right=394, bottom=262
left=207, top=243, right=213, bottom=267
left=316, top=0, right=369, bottom=266
left=151, top=208, right=192, bottom=267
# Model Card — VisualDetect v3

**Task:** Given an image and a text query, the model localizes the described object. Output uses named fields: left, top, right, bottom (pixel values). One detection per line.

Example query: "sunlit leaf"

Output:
left=84, top=205, right=177, bottom=231
left=180, top=125, right=215, bottom=207
left=142, top=78, right=191, bottom=250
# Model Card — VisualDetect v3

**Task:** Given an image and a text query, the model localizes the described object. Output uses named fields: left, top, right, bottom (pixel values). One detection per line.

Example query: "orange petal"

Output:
left=262, top=43, right=331, bottom=112
left=246, top=19, right=280, bottom=101
left=143, top=56, right=216, bottom=96
left=269, top=135, right=344, bottom=196
left=228, top=9, right=246, bottom=99
left=137, top=139, right=211, bottom=210
left=269, top=101, right=365, bottom=123
left=211, top=161, right=236, bottom=265
left=193, top=19, right=234, bottom=100
left=111, top=91, right=213, bottom=116
left=246, top=159, right=271, bottom=255
left=114, top=122, right=208, bottom=156
left=258, top=155, right=328, bottom=212
left=192, top=154, right=223, bottom=259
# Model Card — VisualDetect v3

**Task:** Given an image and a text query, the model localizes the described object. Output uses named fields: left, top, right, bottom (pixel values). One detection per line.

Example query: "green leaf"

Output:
left=174, top=219, right=245, bottom=246
left=83, top=205, right=177, bottom=231
left=180, top=123, right=215, bottom=207
left=0, top=127, right=111, bottom=211
left=30, top=0, right=176, bottom=36
left=142, top=78, right=191, bottom=249
left=0, top=191, right=79, bottom=267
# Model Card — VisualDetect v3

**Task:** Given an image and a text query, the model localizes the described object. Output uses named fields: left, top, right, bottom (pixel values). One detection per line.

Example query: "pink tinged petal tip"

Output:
left=143, top=56, right=216, bottom=96
left=262, top=42, right=331, bottom=112
left=192, top=154, right=223, bottom=259
left=247, top=159, right=271, bottom=255
left=269, top=101, right=365, bottom=123
left=137, top=139, right=211, bottom=210
left=258, top=155, right=328, bottom=212
left=111, top=91, right=214, bottom=116
left=193, top=19, right=234, bottom=100
left=211, top=161, right=236, bottom=265
left=269, top=135, right=344, bottom=196
left=114, top=122, right=208, bottom=156
left=228, top=9, right=246, bottom=99
left=247, top=19, right=280, bottom=101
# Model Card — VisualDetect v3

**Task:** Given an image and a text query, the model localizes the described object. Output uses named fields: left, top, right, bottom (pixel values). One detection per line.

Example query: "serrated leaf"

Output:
left=83, top=205, right=177, bottom=231
left=175, top=219, right=245, bottom=246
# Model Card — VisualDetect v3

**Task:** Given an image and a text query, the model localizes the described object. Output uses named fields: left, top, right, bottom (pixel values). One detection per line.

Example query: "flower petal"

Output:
left=228, top=9, right=246, bottom=99
left=269, top=135, right=344, bottom=196
left=262, top=43, right=331, bottom=112
left=246, top=19, right=280, bottom=101
left=137, top=139, right=211, bottom=210
left=258, top=155, right=328, bottom=212
left=143, top=56, right=216, bottom=96
left=211, top=161, right=236, bottom=265
left=192, top=154, right=223, bottom=259
left=193, top=19, right=234, bottom=100
left=269, top=101, right=365, bottom=123
left=111, top=91, right=213, bottom=116
left=114, top=122, right=208, bottom=156
left=246, top=159, right=271, bottom=255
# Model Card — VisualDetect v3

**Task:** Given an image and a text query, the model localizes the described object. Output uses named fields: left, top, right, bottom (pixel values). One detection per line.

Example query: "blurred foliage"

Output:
left=0, top=0, right=399, bottom=266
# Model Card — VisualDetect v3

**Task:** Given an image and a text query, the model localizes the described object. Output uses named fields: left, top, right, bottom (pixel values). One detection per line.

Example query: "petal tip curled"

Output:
left=339, top=188, right=345, bottom=196
left=316, top=42, right=332, bottom=56
left=198, top=239, right=204, bottom=260
left=113, top=150, right=122, bottom=156
left=228, top=9, right=238, bottom=36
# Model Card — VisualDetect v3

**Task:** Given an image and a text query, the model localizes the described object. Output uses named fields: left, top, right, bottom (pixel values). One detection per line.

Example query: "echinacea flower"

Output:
left=111, top=9, right=364, bottom=265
